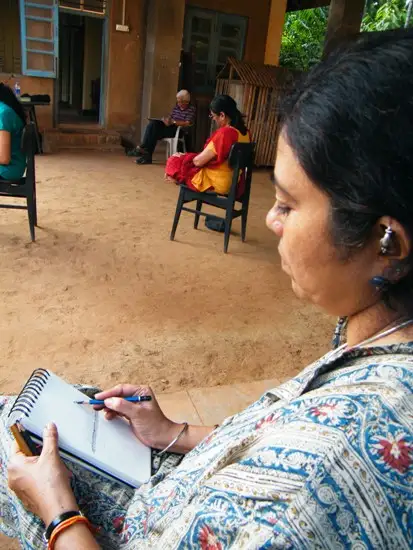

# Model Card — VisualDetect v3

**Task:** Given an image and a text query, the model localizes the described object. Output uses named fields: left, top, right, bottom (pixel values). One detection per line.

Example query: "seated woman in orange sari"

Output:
left=165, top=95, right=250, bottom=196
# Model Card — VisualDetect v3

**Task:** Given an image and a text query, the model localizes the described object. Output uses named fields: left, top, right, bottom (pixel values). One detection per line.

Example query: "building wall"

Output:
left=105, top=0, right=146, bottom=129
left=186, top=0, right=271, bottom=64
left=1, top=0, right=147, bottom=132
left=69, top=0, right=272, bottom=131
left=0, top=73, right=54, bottom=130
left=1, top=0, right=273, bottom=134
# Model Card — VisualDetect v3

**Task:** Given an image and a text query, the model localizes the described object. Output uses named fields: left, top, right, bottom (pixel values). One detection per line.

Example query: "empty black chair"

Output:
left=170, top=142, right=254, bottom=253
left=0, top=122, right=37, bottom=241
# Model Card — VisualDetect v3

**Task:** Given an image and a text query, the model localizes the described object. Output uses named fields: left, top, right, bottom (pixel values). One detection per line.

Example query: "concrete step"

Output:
left=43, top=128, right=123, bottom=152
left=57, top=132, right=121, bottom=147
left=57, top=143, right=124, bottom=152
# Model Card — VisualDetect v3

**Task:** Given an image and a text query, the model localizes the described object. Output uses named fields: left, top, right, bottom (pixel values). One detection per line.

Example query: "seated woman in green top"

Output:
left=0, top=83, right=26, bottom=181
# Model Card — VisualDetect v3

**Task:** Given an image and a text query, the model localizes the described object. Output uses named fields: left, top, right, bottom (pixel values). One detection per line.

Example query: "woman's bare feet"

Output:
left=164, top=175, right=178, bottom=184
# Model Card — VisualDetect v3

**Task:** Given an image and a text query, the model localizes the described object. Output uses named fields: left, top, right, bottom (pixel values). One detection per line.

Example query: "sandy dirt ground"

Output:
left=0, top=150, right=335, bottom=548
left=0, top=150, right=334, bottom=395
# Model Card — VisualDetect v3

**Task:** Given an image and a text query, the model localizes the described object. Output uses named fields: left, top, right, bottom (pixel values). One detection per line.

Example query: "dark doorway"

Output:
left=58, top=12, right=103, bottom=125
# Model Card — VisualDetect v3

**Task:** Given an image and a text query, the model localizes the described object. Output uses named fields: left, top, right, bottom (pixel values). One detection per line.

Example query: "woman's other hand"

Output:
left=0, top=130, right=11, bottom=165
left=94, top=385, right=177, bottom=450
left=8, top=423, right=78, bottom=525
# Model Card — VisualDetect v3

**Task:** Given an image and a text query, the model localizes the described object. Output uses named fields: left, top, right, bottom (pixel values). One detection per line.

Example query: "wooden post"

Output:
left=264, top=0, right=288, bottom=66
left=323, top=0, right=365, bottom=55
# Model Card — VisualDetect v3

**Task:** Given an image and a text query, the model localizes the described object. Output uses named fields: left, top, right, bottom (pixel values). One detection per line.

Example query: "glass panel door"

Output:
left=183, top=8, right=247, bottom=94
left=184, top=9, right=215, bottom=92
left=214, top=14, right=247, bottom=78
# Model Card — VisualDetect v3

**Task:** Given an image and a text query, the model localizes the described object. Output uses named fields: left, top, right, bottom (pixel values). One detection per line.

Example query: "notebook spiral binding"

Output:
left=8, top=369, right=50, bottom=422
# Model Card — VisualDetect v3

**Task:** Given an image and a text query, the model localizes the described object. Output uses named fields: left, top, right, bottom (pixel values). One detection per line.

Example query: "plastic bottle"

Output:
left=14, top=81, right=21, bottom=98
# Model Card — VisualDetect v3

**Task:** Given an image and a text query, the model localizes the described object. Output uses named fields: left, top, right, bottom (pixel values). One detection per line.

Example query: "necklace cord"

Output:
left=332, top=317, right=413, bottom=352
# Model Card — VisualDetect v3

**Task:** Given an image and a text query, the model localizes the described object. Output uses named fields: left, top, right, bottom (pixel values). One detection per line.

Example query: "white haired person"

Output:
left=2, top=32, right=413, bottom=549
left=130, top=90, right=196, bottom=165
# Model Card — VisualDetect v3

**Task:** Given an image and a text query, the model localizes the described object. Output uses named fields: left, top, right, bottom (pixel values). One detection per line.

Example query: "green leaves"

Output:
left=362, top=0, right=407, bottom=31
left=279, top=8, right=328, bottom=70
left=280, top=1, right=409, bottom=71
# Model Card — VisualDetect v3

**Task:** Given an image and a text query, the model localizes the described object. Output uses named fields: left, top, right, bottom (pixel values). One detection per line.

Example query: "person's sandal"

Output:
left=127, top=148, right=144, bottom=157
left=135, top=156, right=152, bottom=165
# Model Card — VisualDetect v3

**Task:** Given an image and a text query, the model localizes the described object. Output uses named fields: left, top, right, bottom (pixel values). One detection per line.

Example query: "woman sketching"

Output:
left=1, top=31, right=413, bottom=549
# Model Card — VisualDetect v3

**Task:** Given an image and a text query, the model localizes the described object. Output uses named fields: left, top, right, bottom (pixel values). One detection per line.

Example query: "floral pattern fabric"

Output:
left=0, top=343, right=412, bottom=549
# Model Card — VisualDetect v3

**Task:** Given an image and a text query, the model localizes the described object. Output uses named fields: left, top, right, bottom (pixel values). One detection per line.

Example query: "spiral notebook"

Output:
left=7, top=369, right=151, bottom=488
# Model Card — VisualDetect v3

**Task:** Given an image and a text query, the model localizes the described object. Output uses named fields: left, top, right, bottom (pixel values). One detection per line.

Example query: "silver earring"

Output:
left=380, top=225, right=393, bottom=255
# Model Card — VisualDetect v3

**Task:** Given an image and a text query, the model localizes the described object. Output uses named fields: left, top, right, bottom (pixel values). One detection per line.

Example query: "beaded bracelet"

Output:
left=48, top=515, right=93, bottom=550
left=156, top=422, right=188, bottom=456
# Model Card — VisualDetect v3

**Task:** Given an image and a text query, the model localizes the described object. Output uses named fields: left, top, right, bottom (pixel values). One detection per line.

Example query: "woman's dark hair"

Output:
left=280, top=30, right=413, bottom=315
left=210, top=94, right=248, bottom=135
left=0, top=83, right=26, bottom=125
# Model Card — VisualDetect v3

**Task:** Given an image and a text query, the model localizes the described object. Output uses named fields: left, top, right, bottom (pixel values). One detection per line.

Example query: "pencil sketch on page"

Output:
left=91, top=410, right=98, bottom=453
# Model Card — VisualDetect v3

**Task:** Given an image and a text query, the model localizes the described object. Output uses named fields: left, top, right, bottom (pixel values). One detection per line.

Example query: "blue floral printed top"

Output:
left=0, top=343, right=412, bottom=549
left=113, top=343, right=412, bottom=549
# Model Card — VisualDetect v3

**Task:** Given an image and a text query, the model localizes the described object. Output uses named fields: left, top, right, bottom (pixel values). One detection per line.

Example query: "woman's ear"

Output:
left=373, top=216, right=411, bottom=282
left=375, top=216, right=411, bottom=260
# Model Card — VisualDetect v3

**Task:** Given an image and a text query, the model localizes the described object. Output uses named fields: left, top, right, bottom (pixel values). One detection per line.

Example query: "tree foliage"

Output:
left=279, top=7, right=329, bottom=70
left=362, top=0, right=407, bottom=31
left=279, top=0, right=410, bottom=71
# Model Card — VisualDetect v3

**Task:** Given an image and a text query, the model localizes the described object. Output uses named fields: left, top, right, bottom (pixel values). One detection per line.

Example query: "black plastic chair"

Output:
left=0, top=122, right=37, bottom=241
left=170, top=142, right=254, bottom=253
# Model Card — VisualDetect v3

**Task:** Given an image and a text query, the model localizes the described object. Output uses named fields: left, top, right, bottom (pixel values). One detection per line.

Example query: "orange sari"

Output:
left=165, top=126, right=250, bottom=196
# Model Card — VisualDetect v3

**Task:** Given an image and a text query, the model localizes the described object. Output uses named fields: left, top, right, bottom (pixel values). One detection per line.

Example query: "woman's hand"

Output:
left=94, top=385, right=178, bottom=450
left=193, top=148, right=216, bottom=167
left=8, top=424, right=78, bottom=526
left=0, top=130, right=11, bottom=165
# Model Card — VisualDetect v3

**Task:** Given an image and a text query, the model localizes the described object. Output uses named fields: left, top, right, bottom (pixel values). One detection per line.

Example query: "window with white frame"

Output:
left=59, top=0, right=106, bottom=15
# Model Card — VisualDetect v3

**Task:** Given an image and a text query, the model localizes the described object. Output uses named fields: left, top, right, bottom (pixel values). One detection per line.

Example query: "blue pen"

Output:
left=74, top=396, right=152, bottom=405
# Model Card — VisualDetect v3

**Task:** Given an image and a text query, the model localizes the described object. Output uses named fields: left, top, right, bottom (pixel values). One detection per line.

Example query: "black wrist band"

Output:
left=45, top=510, right=82, bottom=541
